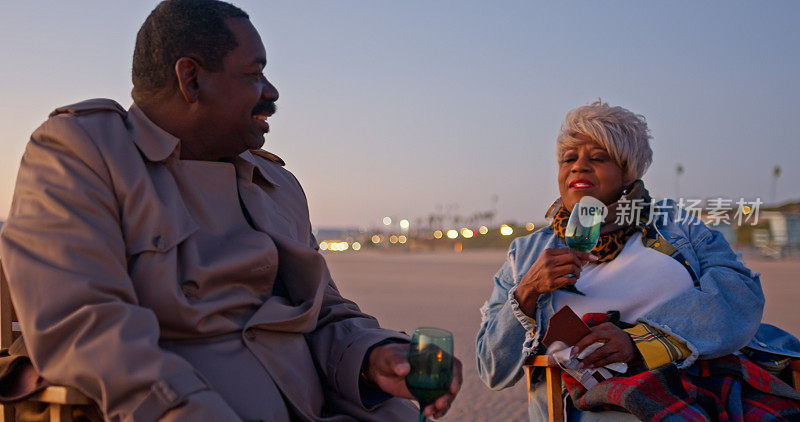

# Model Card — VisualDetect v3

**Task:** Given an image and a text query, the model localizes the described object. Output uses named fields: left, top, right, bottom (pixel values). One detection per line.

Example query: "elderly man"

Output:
left=0, top=0, right=461, bottom=420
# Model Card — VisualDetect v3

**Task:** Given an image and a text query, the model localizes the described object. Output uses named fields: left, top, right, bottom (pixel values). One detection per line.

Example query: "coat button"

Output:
left=181, top=281, right=199, bottom=299
left=244, top=328, right=256, bottom=341
left=152, top=235, right=168, bottom=250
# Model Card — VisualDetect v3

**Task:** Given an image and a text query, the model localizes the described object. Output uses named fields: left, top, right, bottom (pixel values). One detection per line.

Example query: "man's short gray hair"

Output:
left=556, top=100, right=653, bottom=184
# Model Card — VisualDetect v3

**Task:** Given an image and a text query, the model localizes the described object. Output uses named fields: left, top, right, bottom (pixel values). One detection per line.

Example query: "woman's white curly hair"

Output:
left=556, top=100, right=653, bottom=184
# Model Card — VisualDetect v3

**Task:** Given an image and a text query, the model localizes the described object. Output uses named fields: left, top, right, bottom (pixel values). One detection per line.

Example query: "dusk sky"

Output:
left=2, top=1, right=798, bottom=229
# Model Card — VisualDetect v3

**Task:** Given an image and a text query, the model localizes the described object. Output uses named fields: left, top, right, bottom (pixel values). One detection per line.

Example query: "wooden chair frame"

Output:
left=524, top=354, right=800, bottom=422
left=524, top=355, right=564, bottom=422
left=0, top=261, right=93, bottom=422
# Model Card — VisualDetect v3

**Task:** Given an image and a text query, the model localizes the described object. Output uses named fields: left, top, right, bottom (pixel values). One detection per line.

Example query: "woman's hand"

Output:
left=514, top=248, right=595, bottom=315
left=572, top=322, right=637, bottom=369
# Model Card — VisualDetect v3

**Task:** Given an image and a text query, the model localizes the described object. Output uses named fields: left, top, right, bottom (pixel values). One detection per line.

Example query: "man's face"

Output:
left=194, top=18, right=279, bottom=159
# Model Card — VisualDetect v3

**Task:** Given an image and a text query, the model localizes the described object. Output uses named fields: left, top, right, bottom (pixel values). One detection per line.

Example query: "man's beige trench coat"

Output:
left=0, top=99, right=417, bottom=421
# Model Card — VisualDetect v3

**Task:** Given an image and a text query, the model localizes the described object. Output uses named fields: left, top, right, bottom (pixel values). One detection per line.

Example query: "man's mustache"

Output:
left=252, top=102, right=277, bottom=116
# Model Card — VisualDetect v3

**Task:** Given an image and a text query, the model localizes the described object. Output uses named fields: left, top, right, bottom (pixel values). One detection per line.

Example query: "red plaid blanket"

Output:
left=562, top=314, right=800, bottom=421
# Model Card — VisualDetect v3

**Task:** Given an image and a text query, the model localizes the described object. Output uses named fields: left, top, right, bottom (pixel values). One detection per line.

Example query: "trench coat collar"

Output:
left=127, top=103, right=181, bottom=162
left=127, top=104, right=282, bottom=189
left=237, top=151, right=281, bottom=187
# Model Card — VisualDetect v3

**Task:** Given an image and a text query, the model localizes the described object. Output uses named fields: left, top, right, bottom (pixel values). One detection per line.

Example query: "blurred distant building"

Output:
left=762, top=212, right=800, bottom=246
left=694, top=200, right=800, bottom=257
left=746, top=201, right=800, bottom=258
left=754, top=211, right=800, bottom=256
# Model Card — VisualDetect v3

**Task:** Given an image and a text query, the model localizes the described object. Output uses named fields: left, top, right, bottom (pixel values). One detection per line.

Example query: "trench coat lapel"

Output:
left=235, top=157, right=298, bottom=240
left=234, top=157, right=327, bottom=333
left=234, top=160, right=344, bottom=420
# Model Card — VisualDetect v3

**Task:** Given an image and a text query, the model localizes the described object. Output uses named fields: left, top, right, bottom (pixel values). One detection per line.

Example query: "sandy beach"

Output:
left=324, top=250, right=800, bottom=422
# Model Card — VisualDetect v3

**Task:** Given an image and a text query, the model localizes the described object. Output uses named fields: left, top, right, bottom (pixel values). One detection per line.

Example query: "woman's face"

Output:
left=558, top=138, right=625, bottom=210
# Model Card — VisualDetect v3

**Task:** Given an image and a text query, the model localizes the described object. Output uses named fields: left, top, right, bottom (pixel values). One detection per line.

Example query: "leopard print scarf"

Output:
left=548, top=180, right=651, bottom=263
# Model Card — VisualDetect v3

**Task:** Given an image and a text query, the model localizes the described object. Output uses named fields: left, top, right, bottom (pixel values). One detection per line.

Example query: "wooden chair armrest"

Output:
left=29, top=386, right=91, bottom=405
left=791, top=359, right=800, bottom=393
left=526, top=354, right=558, bottom=367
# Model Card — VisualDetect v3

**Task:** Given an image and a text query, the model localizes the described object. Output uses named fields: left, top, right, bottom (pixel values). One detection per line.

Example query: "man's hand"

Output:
left=365, top=343, right=462, bottom=419
left=571, top=322, right=637, bottom=369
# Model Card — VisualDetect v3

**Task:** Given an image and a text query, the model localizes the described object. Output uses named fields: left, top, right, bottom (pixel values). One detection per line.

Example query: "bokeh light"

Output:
left=352, top=242, right=361, bottom=251
left=319, top=241, right=328, bottom=251
left=389, top=235, right=398, bottom=244
left=526, top=222, right=535, bottom=231
left=446, top=229, right=458, bottom=239
left=399, top=219, right=410, bottom=230
left=479, top=225, right=488, bottom=235
left=371, top=235, right=381, bottom=244
left=398, top=235, right=407, bottom=244
left=461, top=228, right=474, bottom=238
left=500, top=225, right=513, bottom=236
left=433, top=230, right=443, bottom=239
left=383, top=217, right=392, bottom=226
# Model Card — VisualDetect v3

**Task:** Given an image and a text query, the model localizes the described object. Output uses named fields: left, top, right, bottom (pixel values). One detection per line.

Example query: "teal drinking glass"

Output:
left=562, top=203, right=602, bottom=295
left=405, top=327, right=453, bottom=422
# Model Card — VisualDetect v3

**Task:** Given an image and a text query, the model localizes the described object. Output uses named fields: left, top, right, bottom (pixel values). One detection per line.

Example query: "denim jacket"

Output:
left=476, top=199, right=800, bottom=390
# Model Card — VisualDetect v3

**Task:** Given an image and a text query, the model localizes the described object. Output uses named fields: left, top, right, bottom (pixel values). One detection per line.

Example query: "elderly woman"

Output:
left=476, top=101, right=800, bottom=421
